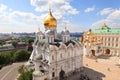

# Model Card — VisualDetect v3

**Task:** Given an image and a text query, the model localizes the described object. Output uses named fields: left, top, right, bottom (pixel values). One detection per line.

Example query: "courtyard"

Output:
left=66, top=55, right=120, bottom=80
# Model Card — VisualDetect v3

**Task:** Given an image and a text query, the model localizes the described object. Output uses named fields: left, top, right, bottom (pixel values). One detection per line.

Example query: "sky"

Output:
left=0, top=0, right=120, bottom=33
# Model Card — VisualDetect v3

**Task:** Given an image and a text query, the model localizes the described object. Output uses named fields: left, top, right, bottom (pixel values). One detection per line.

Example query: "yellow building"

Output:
left=84, top=23, right=120, bottom=56
left=92, top=23, right=120, bottom=56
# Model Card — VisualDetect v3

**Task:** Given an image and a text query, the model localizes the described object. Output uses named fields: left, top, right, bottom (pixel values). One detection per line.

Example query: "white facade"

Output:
left=26, top=10, right=83, bottom=80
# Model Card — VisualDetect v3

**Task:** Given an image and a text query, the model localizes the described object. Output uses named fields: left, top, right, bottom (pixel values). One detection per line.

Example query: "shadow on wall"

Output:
left=82, top=67, right=105, bottom=80
left=97, top=54, right=111, bottom=59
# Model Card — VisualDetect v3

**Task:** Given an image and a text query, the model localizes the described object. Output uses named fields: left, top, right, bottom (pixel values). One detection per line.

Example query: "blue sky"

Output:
left=0, top=0, right=120, bottom=33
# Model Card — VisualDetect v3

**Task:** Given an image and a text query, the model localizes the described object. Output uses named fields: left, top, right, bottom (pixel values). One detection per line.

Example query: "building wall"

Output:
left=94, top=33, right=120, bottom=56
left=48, top=43, right=83, bottom=79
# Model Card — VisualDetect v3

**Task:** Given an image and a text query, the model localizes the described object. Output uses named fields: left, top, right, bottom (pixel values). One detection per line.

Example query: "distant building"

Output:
left=70, top=32, right=84, bottom=40
left=0, top=44, right=14, bottom=52
left=0, top=34, right=12, bottom=40
left=92, top=23, right=120, bottom=56
left=11, top=32, right=35, bottom=39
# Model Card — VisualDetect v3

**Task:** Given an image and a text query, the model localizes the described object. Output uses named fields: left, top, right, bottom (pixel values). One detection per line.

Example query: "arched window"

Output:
left=116, top=38, right=118, bottom=42
left=60, top=54, right=62, bottom=58
left=116, top=44, right=118, bottom=47
left=52, top=55, right=54, bottom=60
left=52, top=72, right=55, bottom=77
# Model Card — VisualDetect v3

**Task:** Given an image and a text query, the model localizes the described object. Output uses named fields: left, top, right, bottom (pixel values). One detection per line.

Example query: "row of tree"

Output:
left=0, top=49, right=31, bottom=68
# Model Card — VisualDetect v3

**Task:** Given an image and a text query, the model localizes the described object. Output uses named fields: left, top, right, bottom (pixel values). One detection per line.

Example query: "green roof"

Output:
left=92, top=28, right=120, bottom=34
left=92, top=23, right=120, bottom=34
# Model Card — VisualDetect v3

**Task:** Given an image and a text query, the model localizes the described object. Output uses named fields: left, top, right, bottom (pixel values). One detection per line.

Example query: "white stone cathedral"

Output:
left=26, top=9, right=83, bottom=80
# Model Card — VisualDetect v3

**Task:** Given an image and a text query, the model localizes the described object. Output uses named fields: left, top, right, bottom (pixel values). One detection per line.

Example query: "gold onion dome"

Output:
left=44, top=9, right=57, bottom=27
left=86, top=29, right=92, bottom=35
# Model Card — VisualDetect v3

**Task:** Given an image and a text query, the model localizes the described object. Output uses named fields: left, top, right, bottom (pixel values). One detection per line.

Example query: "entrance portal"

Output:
left=59, top=69, right=65, bottom=80
left=106, top=49, right=110, bottom=54
left=91, top=50, right=95, bottom=56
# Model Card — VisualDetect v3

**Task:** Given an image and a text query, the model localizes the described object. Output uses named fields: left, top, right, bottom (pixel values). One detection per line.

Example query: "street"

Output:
left=0, top=62, right=25, bottom=80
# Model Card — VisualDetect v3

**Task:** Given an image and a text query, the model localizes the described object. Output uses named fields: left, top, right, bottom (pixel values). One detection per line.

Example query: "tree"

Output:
left=18, top=65, right=25, bottom=74
left=14, top=49, right=30, bottom=62
left=0, top=40, right=5, bottom=46
left=22, top=37, right=34, bottom=43
left=12, top=41, right=18, bottom=48
left=17, top=71, right=32, bottom=80
left=0, top=51, right=14, bottom=65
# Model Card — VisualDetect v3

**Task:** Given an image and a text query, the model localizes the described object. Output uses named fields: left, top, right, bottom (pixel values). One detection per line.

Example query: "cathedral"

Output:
left=83, top=23, right=120, bottom=57
left=26, top=9, right=83, bottom=80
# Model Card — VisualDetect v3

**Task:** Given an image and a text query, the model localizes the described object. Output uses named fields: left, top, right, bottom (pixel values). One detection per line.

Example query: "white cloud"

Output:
left=0, top=4, right=7, bottom=12
left=84, top=6, right=95, bottom=13
left=92, top=9, right=120, bottom=29
left=98, top=8, right=114, bottom=15
left=92, top=19, right=112, bottom=29
left=0, top=1, right=80, bottom=33
left=57, top=22, right=84, bottom=33
left=30, top=0, right=79, bottom=20
left=0, top=4, right=42, bottom=33
left=107, top=9, right=120, bottom=20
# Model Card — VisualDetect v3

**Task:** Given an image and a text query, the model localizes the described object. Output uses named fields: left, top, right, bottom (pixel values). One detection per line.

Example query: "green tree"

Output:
left=0, top=49, right=30, bottom=68
left=18, top=71, right=33, bottom=80
left=0, top=51, right=14, bottom=65
left=12, top=41, right=18, bottom=48
left=18, top=65, right=25, bottom=74
left=14, top=49, right=30, bottom=62
left=0, top=40, right=5, bottom=46
left=21, top=37, right=34, bottom=43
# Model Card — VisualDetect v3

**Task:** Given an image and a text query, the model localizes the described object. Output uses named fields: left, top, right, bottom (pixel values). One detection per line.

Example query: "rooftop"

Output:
left=92, top=23, right=120, bottom=34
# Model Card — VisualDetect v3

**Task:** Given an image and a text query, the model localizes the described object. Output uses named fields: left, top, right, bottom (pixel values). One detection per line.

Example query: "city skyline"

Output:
left=0, top=0, right=120, bottom=33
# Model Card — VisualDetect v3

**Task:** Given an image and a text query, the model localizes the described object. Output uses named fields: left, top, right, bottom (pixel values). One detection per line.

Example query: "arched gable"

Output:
left=74, top=42, right=79, bottom=48
left=67, top=43, right=74, bottom=49
left=59, top=42, right=67, bottom=49
left=50, top=45, right=58, bottom=51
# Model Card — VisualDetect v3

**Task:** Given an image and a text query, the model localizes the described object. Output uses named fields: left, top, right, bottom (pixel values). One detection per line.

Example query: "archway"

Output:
left=106, top=49, right=110, bottom=54
left=59, top=69, right=65, bottom=80
left=91, top=50, right=95, bottom=56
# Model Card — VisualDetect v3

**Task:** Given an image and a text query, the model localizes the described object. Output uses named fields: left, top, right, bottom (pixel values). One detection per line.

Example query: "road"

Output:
left=0, top=62, right=25, bottom=80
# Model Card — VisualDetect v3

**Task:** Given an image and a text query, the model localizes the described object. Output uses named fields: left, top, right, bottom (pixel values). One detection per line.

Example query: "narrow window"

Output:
left=60, top=54, right=62, bottom=58
left=52, top=72, right=55, bottom=77
left=52, top=55, right=54, bottom=60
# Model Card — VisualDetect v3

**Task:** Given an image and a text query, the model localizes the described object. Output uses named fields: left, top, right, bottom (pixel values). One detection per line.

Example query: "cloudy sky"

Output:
left=0, top=0, right=120, bottom=33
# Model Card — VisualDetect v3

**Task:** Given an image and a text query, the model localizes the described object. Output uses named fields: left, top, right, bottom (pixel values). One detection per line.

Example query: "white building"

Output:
left=26, top=9, right=83, bottom=80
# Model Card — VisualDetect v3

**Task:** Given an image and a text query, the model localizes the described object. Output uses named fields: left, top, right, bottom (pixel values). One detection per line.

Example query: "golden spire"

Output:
left=44, top=8, right=57, bottom=27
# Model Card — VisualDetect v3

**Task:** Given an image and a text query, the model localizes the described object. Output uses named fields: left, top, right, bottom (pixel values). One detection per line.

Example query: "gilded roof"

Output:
left=44, top=9, right=57, bottom=27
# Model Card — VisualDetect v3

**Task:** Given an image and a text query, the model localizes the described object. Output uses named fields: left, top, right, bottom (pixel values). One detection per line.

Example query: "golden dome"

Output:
left=86, top=29, right=92, bottom=35
left=44, top=9, right=57, bottom=27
